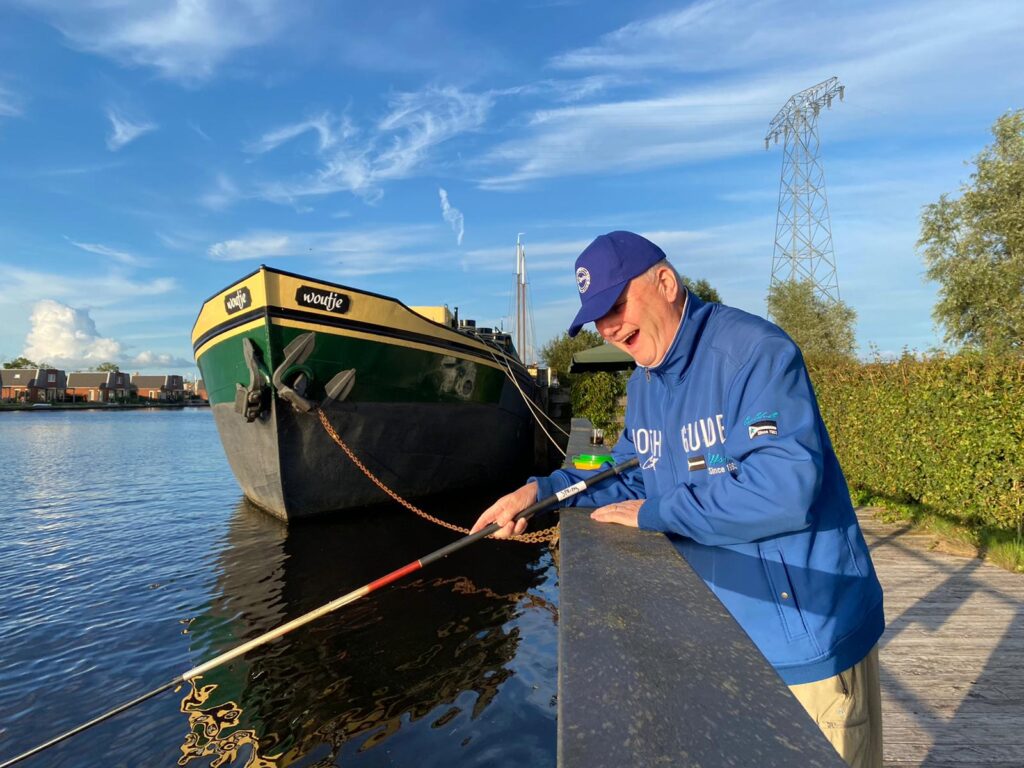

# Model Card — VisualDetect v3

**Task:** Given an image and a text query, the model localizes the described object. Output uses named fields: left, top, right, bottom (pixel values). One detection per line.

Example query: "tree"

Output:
left=681, top=275, right=722, bottom=303
left=3, top=356, right=38, bottom=369
left=539, top=329, right=604, bottom=385
left=95, top=362, right=120, bottom=372
left=919, top=109, right=1024, bottom=353
left=572, top=370, right=628, bottom=434
left=767, top=279, right=857, bottom=358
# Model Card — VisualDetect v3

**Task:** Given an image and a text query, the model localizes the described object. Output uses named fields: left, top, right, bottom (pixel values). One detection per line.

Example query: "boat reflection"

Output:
left=179, top=493, right=557, bottom=767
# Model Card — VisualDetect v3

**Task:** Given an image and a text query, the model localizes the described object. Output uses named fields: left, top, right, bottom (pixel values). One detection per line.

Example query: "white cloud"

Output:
left=106, top=108, right=156, bottom=151
left=255, top=86, right=492, bottom=203
left=550, top=0, right=1022, bottom=77
left=3, top=267, right=176, bottom=307
left=0, top=83, right=23, bottom=117
left=208, top=233, right=292, bottom=260
left=479, top=0, right=1024, bottom=188
left=480, top=84, right=768, bottom=188
left=438, top=188, right=464, bottom=245
left=66, top=238, right=151, bottom=267
left=131, top=350, right=192, bottom=367
left=23, top=300, right=124, bottom=368
left=199, top=172, right=241, bottom=210
left=206, top=226, right=443, bottom=276
left=247, top=113, right=349, bottom=154
left=23, top=0, right=287, bottom=82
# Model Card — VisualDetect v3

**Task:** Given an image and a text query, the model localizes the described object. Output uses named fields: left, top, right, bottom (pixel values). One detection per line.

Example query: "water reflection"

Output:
left=180, top=495, right=557, bottom=767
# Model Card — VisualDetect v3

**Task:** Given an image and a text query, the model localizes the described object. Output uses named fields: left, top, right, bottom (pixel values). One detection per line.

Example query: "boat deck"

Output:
left=859, top=510, right=1024, bottom=767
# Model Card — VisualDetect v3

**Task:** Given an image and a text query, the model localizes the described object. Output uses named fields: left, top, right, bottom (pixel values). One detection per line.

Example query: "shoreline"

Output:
left=0, top=402, right=210, bottom=412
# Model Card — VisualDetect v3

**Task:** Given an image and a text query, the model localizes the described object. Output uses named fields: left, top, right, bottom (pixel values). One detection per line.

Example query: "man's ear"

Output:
left=657, top=267, right=680, bottom=303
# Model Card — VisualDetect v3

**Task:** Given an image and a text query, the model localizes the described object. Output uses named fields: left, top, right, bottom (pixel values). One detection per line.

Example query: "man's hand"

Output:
left=470, top=482, right=539, bottom=539
left=590, top=499, right=643, bottom=528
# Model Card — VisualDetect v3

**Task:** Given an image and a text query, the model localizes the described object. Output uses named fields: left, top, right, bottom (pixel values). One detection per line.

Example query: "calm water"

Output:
left=0, top=409, right=557, bottom=767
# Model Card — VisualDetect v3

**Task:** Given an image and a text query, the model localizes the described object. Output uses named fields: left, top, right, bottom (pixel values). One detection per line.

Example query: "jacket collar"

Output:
left=642, top=290, right=708, bottom=380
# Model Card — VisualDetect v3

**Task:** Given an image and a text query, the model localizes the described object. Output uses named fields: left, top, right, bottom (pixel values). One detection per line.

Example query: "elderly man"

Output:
left=472, top=231, right=884, bottom=768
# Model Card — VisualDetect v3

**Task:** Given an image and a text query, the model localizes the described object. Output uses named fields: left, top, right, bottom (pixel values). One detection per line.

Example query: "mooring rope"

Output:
left=315, top=408, right=558, bottom=544
left=483, top=347, right=569, bottom=456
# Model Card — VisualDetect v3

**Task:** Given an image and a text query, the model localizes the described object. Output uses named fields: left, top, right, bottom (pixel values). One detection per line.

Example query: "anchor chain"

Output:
left=315, top=408, right=558, bottom=545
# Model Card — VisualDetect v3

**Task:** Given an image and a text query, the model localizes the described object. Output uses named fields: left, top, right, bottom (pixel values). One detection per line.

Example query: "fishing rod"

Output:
left=0, top=457, right=639, bottom=768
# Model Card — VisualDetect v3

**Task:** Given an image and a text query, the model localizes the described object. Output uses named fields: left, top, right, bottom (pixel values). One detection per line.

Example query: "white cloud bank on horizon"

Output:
left=438, top=188, right=464, bottom=245
left=22, top=300, right=189, bottom=370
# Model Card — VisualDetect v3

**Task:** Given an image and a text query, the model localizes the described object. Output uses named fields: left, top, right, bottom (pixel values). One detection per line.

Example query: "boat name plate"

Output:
left=224, top=287, right=253, bottom=314
left=295, top=286, right=351, bottom=315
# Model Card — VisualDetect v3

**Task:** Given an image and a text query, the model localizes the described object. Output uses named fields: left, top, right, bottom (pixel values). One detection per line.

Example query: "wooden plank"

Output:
left=854, top=508, right=1024, bottom=767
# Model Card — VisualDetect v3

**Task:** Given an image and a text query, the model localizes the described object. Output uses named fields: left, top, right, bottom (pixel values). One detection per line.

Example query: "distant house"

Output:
left=66, top=371, right=131, bottom=403
left=184, top=378, right=208, bottom=401
left=132, top=374, right=185, bottom=402
left=1, top=368, right=67, bottom=402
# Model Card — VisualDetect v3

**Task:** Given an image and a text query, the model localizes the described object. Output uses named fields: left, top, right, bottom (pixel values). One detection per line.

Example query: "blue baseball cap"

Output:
left=567, top=231, right=667, bottom=337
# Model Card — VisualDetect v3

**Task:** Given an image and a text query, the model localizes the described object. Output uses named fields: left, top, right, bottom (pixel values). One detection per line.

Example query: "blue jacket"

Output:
left=536, top=294, right=884, bottom=685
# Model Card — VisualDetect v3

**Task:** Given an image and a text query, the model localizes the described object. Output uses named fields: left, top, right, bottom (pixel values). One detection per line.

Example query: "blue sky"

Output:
left=1, top=0, right=1022, bottom=375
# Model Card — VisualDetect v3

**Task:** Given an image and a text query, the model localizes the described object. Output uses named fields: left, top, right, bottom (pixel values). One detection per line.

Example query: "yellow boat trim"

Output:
left=194, top=317, right=266, bottom=360
left=192, top=267, right=501, bottom=361
left=195, top=314, right=510, bottom=373
left=268, top=317, right=508, bottom=371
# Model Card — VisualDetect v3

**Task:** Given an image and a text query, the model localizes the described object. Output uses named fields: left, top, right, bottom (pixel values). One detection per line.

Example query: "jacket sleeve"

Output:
left=637, top=336, right=824, bottom=545
left=532, top=425, right=647, bottom=507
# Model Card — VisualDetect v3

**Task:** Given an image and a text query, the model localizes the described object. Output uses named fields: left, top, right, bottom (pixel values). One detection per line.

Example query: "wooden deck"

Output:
left=858, top=509, right=1024, bottom=768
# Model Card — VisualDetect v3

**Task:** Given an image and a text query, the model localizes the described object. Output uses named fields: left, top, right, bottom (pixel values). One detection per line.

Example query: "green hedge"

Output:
left=807, top=353, right=1024, bottom=532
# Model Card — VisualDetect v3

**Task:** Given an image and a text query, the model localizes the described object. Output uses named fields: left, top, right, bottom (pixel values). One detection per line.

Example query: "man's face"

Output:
left=594, top=268, right=682, bottom=367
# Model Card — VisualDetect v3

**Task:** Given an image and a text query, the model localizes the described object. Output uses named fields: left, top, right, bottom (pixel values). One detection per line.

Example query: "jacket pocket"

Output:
left=760, top=547, right=810, bottom=642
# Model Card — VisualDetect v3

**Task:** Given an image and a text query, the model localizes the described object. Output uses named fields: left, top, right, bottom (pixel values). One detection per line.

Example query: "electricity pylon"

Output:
left=765, top=77, right=844, bottom=308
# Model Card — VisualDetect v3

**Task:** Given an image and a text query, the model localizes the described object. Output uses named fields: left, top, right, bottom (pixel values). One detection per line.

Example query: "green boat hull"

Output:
left=196, top=283, right=551, bottom=519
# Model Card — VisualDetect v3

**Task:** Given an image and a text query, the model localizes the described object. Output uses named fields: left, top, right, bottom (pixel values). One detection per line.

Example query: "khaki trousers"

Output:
left=788, top=646, right=883, bottom=768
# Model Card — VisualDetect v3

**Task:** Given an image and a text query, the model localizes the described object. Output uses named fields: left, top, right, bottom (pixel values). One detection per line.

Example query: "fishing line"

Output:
left=0, top=457, right=639, bottom=768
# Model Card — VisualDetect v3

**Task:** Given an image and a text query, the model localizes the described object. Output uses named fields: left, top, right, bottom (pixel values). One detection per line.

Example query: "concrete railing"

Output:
left=557, top=419, right=845, bottom=767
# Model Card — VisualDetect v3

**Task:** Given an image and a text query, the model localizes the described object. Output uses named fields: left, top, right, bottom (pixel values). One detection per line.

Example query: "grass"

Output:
left=852, top=489, right=1024, bottom=574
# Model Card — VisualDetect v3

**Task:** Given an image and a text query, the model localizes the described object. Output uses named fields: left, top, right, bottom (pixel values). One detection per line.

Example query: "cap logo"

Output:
left=576, top=267, right=591, bottom=294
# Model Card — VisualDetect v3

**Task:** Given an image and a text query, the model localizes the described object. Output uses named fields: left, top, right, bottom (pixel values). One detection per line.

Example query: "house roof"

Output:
left=131, top=375, right=166, bottom=388
left=1, top=368, right=38, bottom=386
left=67, top=372, right=110, bottom=387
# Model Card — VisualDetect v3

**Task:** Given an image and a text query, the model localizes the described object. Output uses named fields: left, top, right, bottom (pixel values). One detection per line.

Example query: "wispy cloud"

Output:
left=199, top=173, right=241, bottom=210
left=23, top=0, right=288, bottom=83
left=247, top=113, right=349, bottom=154
left=0, top=83, right=23, bottom=117
left=3, top=267, right=176, bottom=307
left=438, top=188, right=464, bottom=245
left=106, top=107, right=156, bottom=151
left=254, top=86, right=492, bottom=203
left=206, top=225, right=443, bottom=277
left=479, top=84, right=768, bottom=189
left=66, top=238, right=153, bottom=267
left=479, top=0, right=1024, bottom=188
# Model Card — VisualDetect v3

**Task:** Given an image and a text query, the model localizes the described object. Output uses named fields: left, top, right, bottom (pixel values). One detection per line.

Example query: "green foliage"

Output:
left=919, top=109, right=1024, bottom=353
left=539, top=329, right=603, bottom=385
left=94, top=362, right=120, bottom=372
left=806, top=352, right=1024, bottom=536
left=571, top=370, right=628, bottom=433
left=681, top=275, right=722, bottom=303
left=767, top=279, right=857, bottom=358
left=3, top=356, right=38, bottom=369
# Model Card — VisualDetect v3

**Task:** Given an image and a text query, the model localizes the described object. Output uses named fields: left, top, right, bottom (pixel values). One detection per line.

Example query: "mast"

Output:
left=513, top=233, right=534, bottom=364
